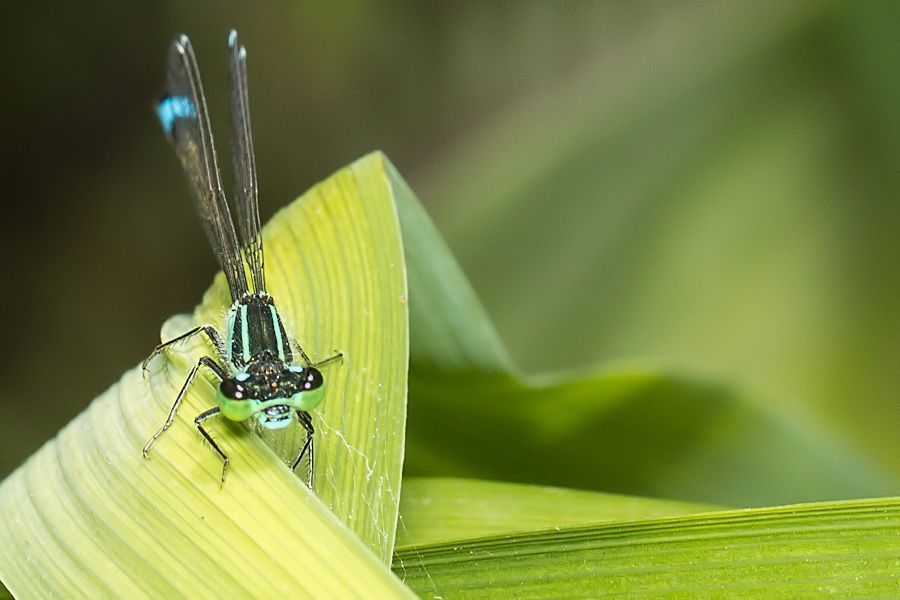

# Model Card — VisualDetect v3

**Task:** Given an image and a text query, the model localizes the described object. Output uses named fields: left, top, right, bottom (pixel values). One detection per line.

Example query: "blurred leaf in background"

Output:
left=417, top=1, right=900, bottom=477
left=0, top=0, right=896, bottom=500
left=393, top=160, right=893, bottom=505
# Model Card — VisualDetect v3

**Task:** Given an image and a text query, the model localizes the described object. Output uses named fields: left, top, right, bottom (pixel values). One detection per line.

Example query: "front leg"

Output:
left=195, top=407, right=229, bottom=487
left=288, top=336, right=343, bottom=369
left=312, top=352, right=343, bottom=369
left=142, top=325, right=227, bottom=374
left=143, top=356, right=228, bottom=458
left=292, top=411, right=315, bottom=490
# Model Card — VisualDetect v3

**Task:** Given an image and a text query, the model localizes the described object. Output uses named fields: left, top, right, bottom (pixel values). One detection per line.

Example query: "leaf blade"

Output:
left=397, top=477, right=720, bottom=547
left=387, top=161, right=893, bottom=504
left=0, top=153, right=412, bottom=597
left=395, top=497, right=900, bottom=598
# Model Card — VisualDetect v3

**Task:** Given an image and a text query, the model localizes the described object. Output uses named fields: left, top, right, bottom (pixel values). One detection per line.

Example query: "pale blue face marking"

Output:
left=235, top=372, right=251, bottom=382
left=156, top=95, right=196, bottom=134
left=289, top=365, right=304, bottom=374
left=257, top=413, right=292, bottom=430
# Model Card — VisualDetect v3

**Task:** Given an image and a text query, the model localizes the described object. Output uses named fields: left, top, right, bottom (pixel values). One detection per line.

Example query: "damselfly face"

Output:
left=216, top=356, right=325, bottom=429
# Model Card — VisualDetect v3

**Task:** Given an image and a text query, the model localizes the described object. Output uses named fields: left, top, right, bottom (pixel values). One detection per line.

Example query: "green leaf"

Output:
left=418, top=2, right=900, bottom=470
left=0, top=152, right=412, bottom=597
left=397, top=477, right=719, bottom=546
left=389, top=158, right=892, bottom=506
left=389, top=160, right=512, bottom=374
left=403, top=367, right=890, bottom=506
left=394, top=497, right=900, bottom=598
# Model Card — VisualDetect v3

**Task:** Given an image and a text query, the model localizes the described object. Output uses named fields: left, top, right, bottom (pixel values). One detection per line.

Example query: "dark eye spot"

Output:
left=305, top=367, right=323, bottom=390
left=221, top=378, right=248, bottom=400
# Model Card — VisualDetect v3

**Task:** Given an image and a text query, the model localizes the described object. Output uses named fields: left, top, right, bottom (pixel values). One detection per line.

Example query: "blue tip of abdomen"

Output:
left=156, top=95, right=196, bottom=134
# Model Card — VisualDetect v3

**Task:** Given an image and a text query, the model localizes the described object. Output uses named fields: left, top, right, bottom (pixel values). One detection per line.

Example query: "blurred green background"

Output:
left=0, top=2, right=897, bottom=486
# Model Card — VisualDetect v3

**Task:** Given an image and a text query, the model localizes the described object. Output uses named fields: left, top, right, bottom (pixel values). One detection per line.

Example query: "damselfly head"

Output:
left=215, top=360, right=326, bottom=428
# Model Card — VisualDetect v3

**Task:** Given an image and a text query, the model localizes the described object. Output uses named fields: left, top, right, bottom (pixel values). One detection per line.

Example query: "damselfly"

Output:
left=142, top=31, right=341, bottom=488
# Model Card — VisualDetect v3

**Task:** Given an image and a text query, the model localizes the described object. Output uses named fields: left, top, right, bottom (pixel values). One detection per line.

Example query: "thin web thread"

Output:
left=315, top=413, right=441, bottom=597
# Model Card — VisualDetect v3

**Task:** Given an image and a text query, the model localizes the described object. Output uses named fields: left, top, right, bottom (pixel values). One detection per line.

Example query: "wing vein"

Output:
left=161, top=35, right=249, bottom=301
left=228, top=30, right=266, bottom=294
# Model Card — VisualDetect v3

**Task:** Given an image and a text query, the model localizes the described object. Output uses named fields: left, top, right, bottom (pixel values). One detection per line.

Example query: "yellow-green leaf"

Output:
left=395, top=497, right=900, bottom=598
left=403, top=367, right=891, bottom=506
left=0, top=152, right=412, bottom=598
left=397, top=477, right=719, bottom=546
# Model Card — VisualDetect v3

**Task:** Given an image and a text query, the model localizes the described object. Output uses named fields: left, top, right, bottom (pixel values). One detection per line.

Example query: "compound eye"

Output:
left=220, top=378, right=249, bottom=400
left=303, top=367, right=324, bottom=390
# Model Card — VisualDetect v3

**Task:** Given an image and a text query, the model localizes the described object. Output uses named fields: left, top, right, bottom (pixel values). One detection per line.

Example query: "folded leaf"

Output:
left=0, top=152, right=411, bottom=597
left=388, top=162, right=892, bottom=505
left=397, top=477, right=719, bottom=546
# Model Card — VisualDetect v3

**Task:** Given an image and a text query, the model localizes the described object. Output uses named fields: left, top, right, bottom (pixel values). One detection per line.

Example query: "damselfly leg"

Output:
left=289, top=336, right=344, bottom=370
left=312, top=352, right=344, bottom=369
left=195, top=407, right=229, bottom=486
left=142, top=355, right=228, bottom=458
left=292, top=410, right=315, bottom=489
left=142, top=325, right=227, bottom=374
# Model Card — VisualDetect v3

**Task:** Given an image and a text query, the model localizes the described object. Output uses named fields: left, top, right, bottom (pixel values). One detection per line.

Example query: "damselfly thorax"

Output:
left=219, top=292, right=326, bottom=430
left=227, top=292, right=292, bottom=365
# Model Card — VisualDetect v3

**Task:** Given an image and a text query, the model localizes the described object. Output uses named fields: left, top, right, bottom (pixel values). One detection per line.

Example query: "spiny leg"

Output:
left=195, top=407, right=230, bottom=487
left=142, top=324, right=226, bottom=375
left=143, top=356, right=228, bottom=458
left=288, top=336, right=314, bottom=367
left=289, top=336, right=342, bottom=369
left=312, top=351, right=343, bottom=369
left=292, top=411, right=315, bottom=489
